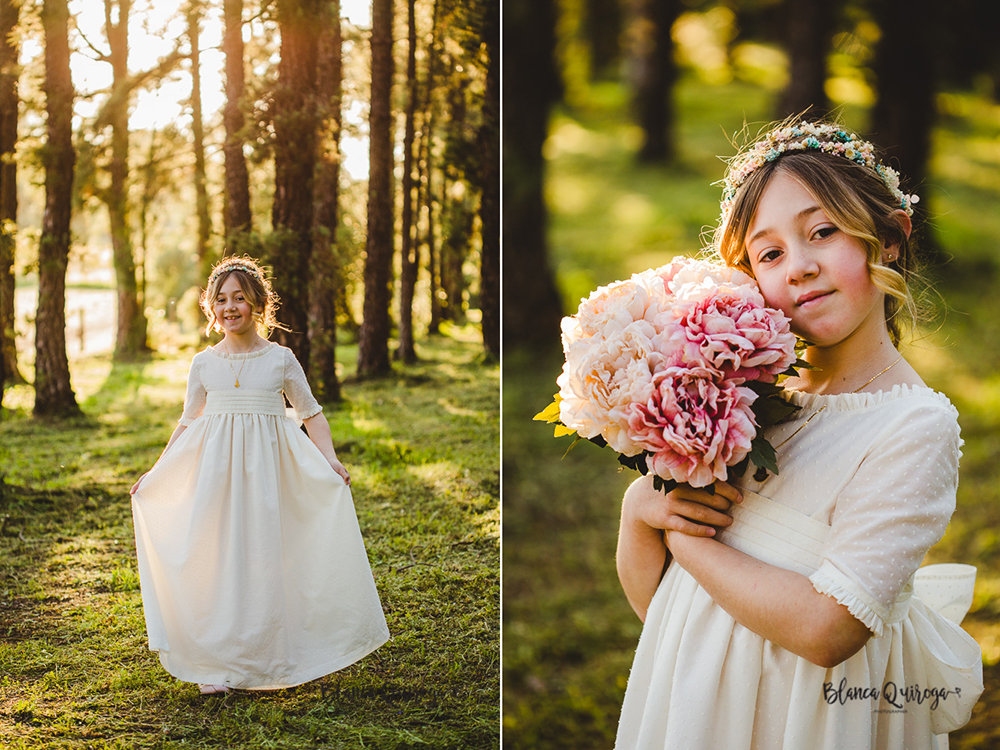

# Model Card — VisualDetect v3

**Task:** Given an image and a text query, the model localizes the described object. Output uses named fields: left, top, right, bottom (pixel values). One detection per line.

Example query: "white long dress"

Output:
left=131, top=342, right=389, bottom=689
left=616, top=385, right=983, bottom=749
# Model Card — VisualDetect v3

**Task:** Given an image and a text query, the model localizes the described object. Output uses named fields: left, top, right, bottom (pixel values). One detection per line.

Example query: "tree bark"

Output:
left=35, top=0, right=80, bottom=417
left=223, top=0, right=252, bottom=240
left=586, top=0, right=622, bottom=81
left=478, top=0, right=499, bottom=358
left=871, top=0, right=935, bottom=207
left=0, top=0, right=21, bottom=384
left=775, top=0, right=835, bottom=119
left=396, top=0, right=419, bottom=363
left=423, top=0, right=441, bottom=334
left=633, top=0, right=680, bottom=163
left=187, top=0, right=212, bottom=279
left=356, top=0, right=394, bottom=377
left=270, top=0, right=322, bottom=366
left=440, top=69, right=470, bottom=324
left=503, top=0, right=563, bottom=350
left=309, top=0, right=342, bottom=401
left=104, top=0, right=148, bottom=360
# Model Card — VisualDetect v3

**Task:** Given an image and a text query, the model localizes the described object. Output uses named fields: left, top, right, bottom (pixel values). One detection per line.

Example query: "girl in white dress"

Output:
left=615, top=122, right=983, bottom=749
left=130, top=256, right=389, bottom=695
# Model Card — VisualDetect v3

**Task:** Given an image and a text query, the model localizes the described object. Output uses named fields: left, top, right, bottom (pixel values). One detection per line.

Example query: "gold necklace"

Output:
left=772, top=355, right=903, bottom=451
left=223, top=338, right=259, bottom=388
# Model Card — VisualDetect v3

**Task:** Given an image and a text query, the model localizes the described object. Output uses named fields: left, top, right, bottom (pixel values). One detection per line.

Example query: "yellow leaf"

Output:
left=553, top=424, right=576, bottom=437
left=532, top=393, right=562, bottom=423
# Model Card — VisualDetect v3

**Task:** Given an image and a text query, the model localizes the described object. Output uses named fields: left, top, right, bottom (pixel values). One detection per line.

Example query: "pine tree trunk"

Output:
left=36, top=0, right=80, bottom=417
left=504, top=0, right=563, bottom=349
left=223, top=0, right=252, bottom=240
left=105, top=0, right=148, bottom=361
left=309, top=0, right=342, bottom=401
left=440, top=71, right=468, bottom=323
left=188, top=1, right=212, bottom=279
left=478, top=0, right=499, bottom=358
left=585, top=0, right=622, bottom=81
left=775, top=0, right=835, bottom=118
left=0, top=0, right=22, bottom=384
left=423, top=0, right=441, bottom=335
left=356, top=0, right=394, bottom=377
left=634, top=0, right=680, bottom=163
left=396, top=0, right=419, bottom=364
left=270, top=0, right=322, bottom=367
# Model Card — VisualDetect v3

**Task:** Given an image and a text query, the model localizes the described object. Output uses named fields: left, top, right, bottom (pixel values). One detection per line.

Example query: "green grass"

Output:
left=504, top=76, right=1000, bottom=749
left=0, top=327, right=499, bottom=749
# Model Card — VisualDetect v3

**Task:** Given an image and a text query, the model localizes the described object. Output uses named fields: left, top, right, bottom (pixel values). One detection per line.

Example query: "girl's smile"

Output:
left=746, top=171, right=885, bottom=350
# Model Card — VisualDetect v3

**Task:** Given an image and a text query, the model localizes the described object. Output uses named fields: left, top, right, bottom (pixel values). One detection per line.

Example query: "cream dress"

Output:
left=131, top=342, right=389, bottom=689
left=616, top=385, right=983, bottom=749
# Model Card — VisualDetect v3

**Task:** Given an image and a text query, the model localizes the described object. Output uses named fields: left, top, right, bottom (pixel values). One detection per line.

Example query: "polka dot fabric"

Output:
left=616, top=385, right=983, bottom=750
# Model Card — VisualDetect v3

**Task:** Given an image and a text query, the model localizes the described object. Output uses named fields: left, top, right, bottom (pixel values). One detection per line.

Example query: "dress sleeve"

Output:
left=282, top=347, right=324, bottom=421
left=178, top=356, right=207, bottom=426
left=809, top=397, right=963, bottom=636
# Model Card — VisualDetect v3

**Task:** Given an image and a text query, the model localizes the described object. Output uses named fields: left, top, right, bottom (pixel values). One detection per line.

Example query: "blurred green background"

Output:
left=503, top=2, right=1000, bottom=748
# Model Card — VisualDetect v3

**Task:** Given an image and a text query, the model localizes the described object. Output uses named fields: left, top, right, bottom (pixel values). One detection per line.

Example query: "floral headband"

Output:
left=208, top=257, right=264, bottom=286
left=718, top=121, right=920, bottom=222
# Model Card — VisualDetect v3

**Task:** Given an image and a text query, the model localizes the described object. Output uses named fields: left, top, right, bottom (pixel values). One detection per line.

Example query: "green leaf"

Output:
left=617, top=451, right=648, bottom=474
left=652, top=476, right=678, bottom=495
left=749, top=436, right=779, bottom=476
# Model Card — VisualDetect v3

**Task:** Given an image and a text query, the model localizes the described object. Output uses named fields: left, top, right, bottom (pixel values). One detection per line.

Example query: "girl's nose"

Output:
left=785, top=245, right=819, bottom=283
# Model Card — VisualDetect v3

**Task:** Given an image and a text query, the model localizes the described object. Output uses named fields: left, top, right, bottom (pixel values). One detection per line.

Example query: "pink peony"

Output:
left=626, top=365, right=758, bottom=488
left=670, top=283, right=797, bottom=383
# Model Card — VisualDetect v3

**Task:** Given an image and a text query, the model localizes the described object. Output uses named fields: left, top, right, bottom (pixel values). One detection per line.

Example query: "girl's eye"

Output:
left=759, top=248, right=782, bottom=264
left=814, top=226, right=838, bottom=240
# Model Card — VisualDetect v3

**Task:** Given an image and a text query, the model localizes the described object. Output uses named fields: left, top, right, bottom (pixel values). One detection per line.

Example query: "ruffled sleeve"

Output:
left=178, top=355, right=207, bottom=426
left=809, top=395, right=962, bottom=636
left=282, top=347, right=323, bottom=421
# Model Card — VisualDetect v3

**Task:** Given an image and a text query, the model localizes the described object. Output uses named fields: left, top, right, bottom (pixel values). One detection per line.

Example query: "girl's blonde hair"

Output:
left=199, top=256, right=284, bottom=337
left=714, top=124, right=923, bottom=346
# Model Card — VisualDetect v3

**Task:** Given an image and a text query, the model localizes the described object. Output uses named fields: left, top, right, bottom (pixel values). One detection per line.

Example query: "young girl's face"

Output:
left=214, top=275, right=256, bottom=337
left=745, top=170, right=885, bottom=349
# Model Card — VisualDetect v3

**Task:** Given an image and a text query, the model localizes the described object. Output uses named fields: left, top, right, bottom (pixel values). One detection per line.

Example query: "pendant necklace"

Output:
left=755, top=355, right=903, bottom=482
left=224, top=338, right=258, bottom=388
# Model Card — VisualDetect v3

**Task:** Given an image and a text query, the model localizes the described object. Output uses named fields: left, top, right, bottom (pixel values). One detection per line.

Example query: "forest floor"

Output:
left=503, top=79, right=1000, bottom=749
left=0, top=326, right=499, bottom=749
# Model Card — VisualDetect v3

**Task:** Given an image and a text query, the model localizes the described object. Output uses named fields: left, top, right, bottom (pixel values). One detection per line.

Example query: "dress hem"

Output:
left=152, top=627, right=391, bottom=690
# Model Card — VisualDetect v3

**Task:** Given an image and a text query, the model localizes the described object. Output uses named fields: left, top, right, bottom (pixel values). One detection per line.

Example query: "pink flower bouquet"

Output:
left=535, top=257, right=801, bottom=491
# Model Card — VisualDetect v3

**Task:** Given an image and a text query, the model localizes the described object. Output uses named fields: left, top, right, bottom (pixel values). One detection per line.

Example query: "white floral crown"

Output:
left=208, top=257, right=264, bottom=285
left=719, top=121, right=920, bottom=222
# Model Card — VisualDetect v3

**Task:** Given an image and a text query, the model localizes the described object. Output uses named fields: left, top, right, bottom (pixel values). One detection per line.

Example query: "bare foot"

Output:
left=199, top=684, right=230, bottom=695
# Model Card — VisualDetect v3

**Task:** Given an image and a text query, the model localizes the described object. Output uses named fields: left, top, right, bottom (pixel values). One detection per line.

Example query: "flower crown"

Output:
left=719, top=122, right=920, bottom=222
left=208, top=256, right=264, bottom=286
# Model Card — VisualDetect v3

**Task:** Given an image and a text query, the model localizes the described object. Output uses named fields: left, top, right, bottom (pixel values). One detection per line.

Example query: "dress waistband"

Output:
left=202, top=390, right=287, bottom=417
left=717, top=491, right=913, bottom=623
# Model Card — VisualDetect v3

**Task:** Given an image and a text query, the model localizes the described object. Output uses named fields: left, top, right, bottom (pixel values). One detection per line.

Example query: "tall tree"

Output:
left=356, top=0, right=395, bottom=376
left=396, top=0, right=419, bottom=364
left=269, top=0, right=322, bottom=365
left=0, top=0, right=21, bottom=384
left=309, top=0, right=343, bottom=401
left=186, top=0, right=212, bottom=278
left=35, top=0, right=80, bottom=417
left=421, top=0, right=442, bottom=334
left=478, top=0, right=499, bottom=358
left=633, top=0, right=681, bottom=163
left=503, top=0, right=563, bottom=349
left=871, top=0, right=935, bottom=238
left=775, top=0, right=836, bottom=118
left=585, top=0, right=622, bottom=81
left=440, top=67, right=471, bottom=324
left=223, top=0, right=252, bottom=240
left=102, top=0, right=148, bottom=360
